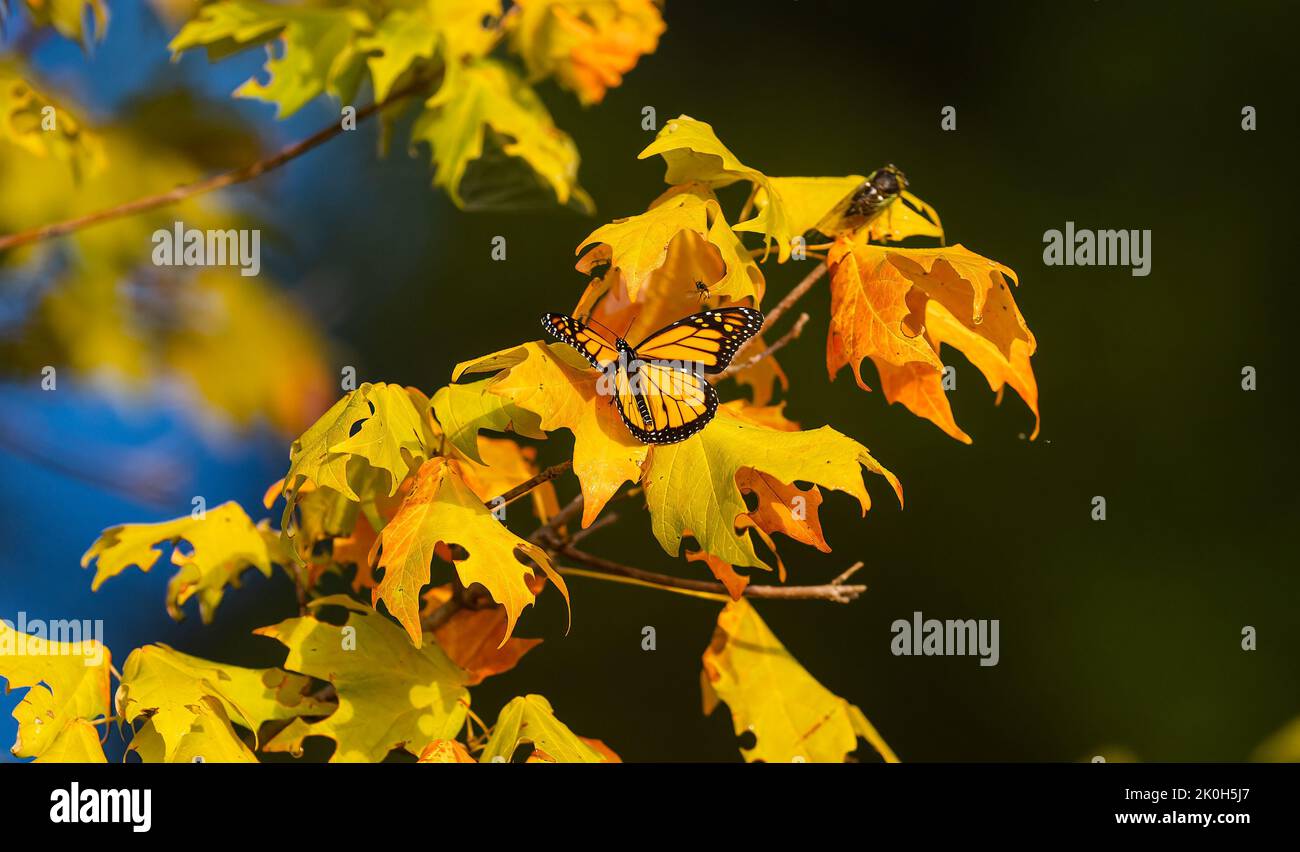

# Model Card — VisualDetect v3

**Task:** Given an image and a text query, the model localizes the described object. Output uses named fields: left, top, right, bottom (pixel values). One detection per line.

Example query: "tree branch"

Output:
left=487, top=460, right=572, bottom=508
left=764, top=261, right=827, bottom=329
left=0, top=70, right=443, bottom=252
left=557, top=545, right=867, bottom=603
left=717, top=311, right=810, bottom=379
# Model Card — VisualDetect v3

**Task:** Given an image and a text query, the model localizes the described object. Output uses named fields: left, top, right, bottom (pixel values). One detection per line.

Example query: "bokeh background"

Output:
left=3, top=0, right=1297, bottom=762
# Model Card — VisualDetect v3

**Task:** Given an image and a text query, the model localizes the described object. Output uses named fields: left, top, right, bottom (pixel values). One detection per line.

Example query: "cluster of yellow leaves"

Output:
left=627, top=114, right=1038, bottom=441
left=0, top=68, right=331, bottom=433
left=452, top=342, right=899, bottom=593
left=169, top=0, right=663, bottom=209
left=703, top=600, right=897, bottom=763
left=1, top=592, right=605, bottom=762
left=116, top=644, right=332, bottom=761
left=265, top=379, right=567, bottom=648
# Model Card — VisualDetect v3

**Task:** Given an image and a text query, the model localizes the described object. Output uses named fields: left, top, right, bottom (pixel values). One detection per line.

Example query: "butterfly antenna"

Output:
left=621, top=310, right=640, bottom=340
left=585, top=315, right=621, bottom=339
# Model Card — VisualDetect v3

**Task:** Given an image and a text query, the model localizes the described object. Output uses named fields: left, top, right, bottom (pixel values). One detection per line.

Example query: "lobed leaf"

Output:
left=257, top=596, right=469, bottom=762
left=115, top=644, right=331, bottom=762
left=0, top=621, right=112, bottom=762
left=643, top=406, right=901, bottom=572
left=480, top=694, right=615, bottom=762
left=372, top=457, right=568, bottom=646
left=81, top=501, right=278, bottom=623
left=702, top=599, right=897, bottom=763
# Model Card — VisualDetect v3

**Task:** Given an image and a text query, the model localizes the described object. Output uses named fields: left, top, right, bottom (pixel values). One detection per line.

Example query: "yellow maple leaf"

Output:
left=257, top=596, right=469, bottom=763
left=702, top=599, right=897, bottom=763
left=574, top=216, right=764, bottom=346
left=643, top=404, right=900, bottom=572
left=360, top=0, right=502, bottom=101
left=880, top=243, right=1033, bottom=356
left=278, top=382, right=432, bottom=549
left=748, top=176, right=944, bottom=245
left=576, top=192, right=710, bottom=301
left=431, top=376, right=545, bottom=464
left=115, top=644, right=332, bottom=762
left=0, top=620, right=111, bottom=762
left=130, top=696, right=257, bottom=763
left=169, top=1, right=370, bottom=118
left=372, top=457, right=568, bottom=646
left=81, top=501, right=278, bottom=623
left=454, top=341, right=648, bottom=528
left=480, top=694, right=616, bottom=762
left=639, top=115, right=794, bottom=261
left=510, top=0, right=664, bottom=105
left=411, top=57, right=592, bottom=211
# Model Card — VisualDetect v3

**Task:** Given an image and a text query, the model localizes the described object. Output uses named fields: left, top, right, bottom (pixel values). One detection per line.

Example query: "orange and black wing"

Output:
left=614, top=360, right=719, bottom=445
left=631, top=307, right=763, bottom=374
left=541, top=313, right=619, bottom=370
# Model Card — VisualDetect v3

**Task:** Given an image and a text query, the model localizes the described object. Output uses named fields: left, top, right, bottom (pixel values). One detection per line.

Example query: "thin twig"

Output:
left=567, top=511, right=619, bottom=545
left=529, top=492, right=585, bottom=546
left=718, top=311, right=810, bottom=379
left=0, top=70, right=443, bottom=252
left=557, top=545, right=867, bottom=603
left=765, top=262, right=828, bottom=329
left=488, top=460, right=572, bottom=508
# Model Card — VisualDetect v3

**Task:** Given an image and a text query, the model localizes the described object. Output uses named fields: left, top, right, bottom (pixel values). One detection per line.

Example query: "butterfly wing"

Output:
left=632, top=307, right=764, bottom=374
left=614, top=359, right=719, bottom=445
left=541, top=313, right=619, bottom=370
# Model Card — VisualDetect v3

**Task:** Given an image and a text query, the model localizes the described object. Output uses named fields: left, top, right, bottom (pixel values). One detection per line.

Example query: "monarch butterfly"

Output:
left=542, top=307, right=764, bottom=444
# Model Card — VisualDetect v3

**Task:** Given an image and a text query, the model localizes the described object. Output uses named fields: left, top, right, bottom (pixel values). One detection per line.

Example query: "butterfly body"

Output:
left=542, top=307, right=763, bottom=444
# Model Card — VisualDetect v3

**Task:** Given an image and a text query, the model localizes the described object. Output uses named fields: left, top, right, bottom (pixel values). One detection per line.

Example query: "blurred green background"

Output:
left=3, top=0, right=1297, bottom=762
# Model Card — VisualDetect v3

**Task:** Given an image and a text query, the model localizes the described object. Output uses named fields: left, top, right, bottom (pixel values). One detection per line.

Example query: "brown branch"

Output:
left=718, top=311, right=810, bottom=379
left=487, top=460, right=572, bottom=509
left=567, top=511, right=619, bottom=545
left=0, top=70, right=443, bottom=252
left=528, top=492, right=585, bottom=546
left=764, top=262, right=827, bottom=329
left=557, top=545, right=867, bottom=603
